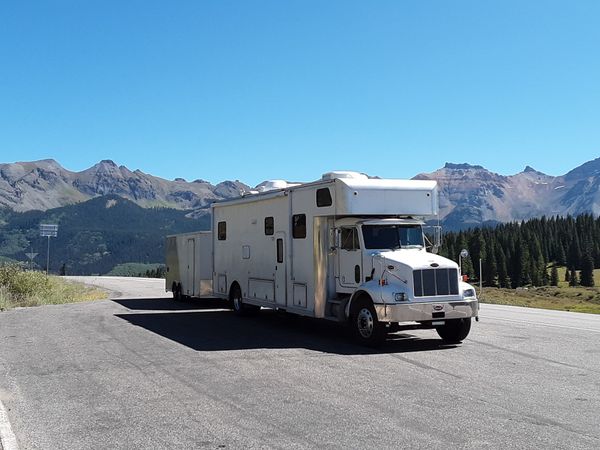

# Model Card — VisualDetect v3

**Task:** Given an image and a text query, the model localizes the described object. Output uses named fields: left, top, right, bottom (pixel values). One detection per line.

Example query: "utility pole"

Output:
left=39, top=224, right=58, bottom=275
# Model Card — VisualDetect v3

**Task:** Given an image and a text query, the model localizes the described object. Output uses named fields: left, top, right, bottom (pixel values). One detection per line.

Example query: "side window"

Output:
left=341, top=227, right=360, bottom=250
left=292, top=214, right=306, bottom=239
left=217, top=221, right=226, bottom=240
left=316, top=188, right=332, bottom=207
left=264, top=217, right=274, bottom=235
left=276, top=238, right=283, bottom=263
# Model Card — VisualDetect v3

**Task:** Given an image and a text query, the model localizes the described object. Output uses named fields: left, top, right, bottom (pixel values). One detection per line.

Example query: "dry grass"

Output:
left=0, top=265, right=106, bottom=311
left=480, top=286, right=600, bottom=314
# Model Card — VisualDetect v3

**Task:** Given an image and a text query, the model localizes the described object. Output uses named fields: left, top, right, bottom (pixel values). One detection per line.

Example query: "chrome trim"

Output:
left=374, top=299, right=478, bottom=322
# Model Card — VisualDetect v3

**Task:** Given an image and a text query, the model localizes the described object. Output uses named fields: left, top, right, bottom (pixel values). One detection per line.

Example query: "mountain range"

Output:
left=414, top=159, right=600, bottom=229
left=1, top=157, right=599, bottom=274
left=2, top=157, right=600, bottom=227
left=0, top=159, right=249, bottom=212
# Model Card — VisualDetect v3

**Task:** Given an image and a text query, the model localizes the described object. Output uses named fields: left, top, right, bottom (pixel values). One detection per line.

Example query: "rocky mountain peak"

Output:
left=564, top=157, right=600, bottom=181
left=0, top=159, right=249, bottom=212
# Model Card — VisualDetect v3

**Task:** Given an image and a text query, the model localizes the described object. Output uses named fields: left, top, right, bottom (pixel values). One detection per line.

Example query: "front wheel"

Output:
left=436, top=318, right=471, bottom=343
left=351, top=298, right=386, bottom=347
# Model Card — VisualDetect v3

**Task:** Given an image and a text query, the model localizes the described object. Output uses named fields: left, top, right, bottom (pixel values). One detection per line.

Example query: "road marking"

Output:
left=0, top=399, right=19, bottom=450
left=479, top=315, right=600, bottom=334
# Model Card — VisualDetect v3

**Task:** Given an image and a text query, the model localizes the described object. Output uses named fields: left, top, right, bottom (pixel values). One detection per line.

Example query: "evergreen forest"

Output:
left=439, top=214, right=598, bottom=288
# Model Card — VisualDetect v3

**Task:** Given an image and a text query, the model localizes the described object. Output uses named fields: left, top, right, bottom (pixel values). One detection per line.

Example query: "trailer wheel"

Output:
left=172, top=282, right=182, bottom=301
left=350, top=297, right=386, bottom=347
left=436, top=318, right=471, bottom=343
left=230, top=283, right=260, bottom=316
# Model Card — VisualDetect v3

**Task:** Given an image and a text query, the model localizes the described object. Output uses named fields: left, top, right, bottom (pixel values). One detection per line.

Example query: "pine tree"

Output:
left=564, top=268, right=570, bottom=282
left=567, top=238, right=581, bottom=270
left=580, top=253, right=595, bottom=287
left=483, top=238, right=497, bottom=287
left=569, top=270, right=578, bottom=287
left=495, top=243, right=509, bottom=288
left=542, top=267, right=549, bottom=286
left=514, top=243, right=531, bottom=287
left=550, top=266, right=559, bottom=286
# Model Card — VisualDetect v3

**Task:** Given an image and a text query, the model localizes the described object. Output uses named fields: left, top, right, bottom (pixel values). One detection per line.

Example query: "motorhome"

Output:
left=166, top=171, right=478, bottom=346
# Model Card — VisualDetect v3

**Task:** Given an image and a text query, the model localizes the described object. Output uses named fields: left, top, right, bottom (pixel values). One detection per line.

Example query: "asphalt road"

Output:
left=0, top=277, right=599, bottom=449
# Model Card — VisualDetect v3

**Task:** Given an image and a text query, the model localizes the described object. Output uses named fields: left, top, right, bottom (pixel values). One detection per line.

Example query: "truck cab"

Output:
left=333, top=217, right=478, bottom=345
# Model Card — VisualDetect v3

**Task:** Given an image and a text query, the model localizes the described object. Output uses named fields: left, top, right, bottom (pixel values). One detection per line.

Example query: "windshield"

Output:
left=362, top=225, right=424, bottom=250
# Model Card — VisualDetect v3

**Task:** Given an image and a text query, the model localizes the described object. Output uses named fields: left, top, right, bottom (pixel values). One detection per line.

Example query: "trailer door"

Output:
left=275, top=232, right=287, bottom=306
left=186, top=238, right=196, bottom=296
left=338, top=227, right=362, bottom=288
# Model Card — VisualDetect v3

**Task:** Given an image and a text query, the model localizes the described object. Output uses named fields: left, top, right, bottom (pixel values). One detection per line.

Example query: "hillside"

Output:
left=0, top=195, right=208, bottom=275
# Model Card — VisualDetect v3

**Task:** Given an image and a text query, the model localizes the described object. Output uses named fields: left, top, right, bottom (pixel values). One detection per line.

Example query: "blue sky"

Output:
left=1, top=0, right=599, bottom=186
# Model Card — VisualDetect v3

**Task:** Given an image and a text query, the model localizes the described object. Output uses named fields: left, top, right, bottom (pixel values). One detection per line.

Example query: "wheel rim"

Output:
left=357, top=307, right=374, bottom=338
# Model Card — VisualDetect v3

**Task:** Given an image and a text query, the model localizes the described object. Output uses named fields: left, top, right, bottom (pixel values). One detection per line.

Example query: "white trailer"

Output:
left=166, top=171, right=479, bottom=346
left=165, top=231, right=213, bottom=300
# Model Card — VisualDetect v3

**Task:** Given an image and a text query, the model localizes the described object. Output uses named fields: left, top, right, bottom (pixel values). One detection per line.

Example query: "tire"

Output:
left=173, top=282, right=182, bottom=301
left=230, top=283, right=260, bottom=316
left=436, top=318, right=471, bottom=343
left=350, top=297, right=386, bottom=347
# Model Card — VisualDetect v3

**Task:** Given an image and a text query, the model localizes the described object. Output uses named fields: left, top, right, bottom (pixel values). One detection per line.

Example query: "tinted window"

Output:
left=277, top=238, right=283, bottom=263
left=316, top=188, right=332, bottom=207
left=217, top=221, right=226, bottom=240
left=265, top=217, right=274, bottom=235
left=341, top=228, right=360, bottom=250
left=292, top=214, right=306, bottom=239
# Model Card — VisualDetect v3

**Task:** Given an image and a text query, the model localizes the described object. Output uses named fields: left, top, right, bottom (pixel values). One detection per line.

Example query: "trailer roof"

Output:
left=211, top=175, right=438, bottom=217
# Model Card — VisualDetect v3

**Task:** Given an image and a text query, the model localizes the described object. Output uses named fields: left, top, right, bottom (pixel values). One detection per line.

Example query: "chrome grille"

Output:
left=413, top=268, right=459, bottom=297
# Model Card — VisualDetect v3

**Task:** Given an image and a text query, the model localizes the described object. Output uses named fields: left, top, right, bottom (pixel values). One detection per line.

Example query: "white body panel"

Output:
left=165, top=231, right=213, bottom=297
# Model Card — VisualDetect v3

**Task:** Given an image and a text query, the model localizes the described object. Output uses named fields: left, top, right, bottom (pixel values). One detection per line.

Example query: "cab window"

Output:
left=341, top=227, right=360, bottom=250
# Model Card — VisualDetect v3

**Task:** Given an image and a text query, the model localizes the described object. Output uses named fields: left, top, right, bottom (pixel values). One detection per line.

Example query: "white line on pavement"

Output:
left=0, top=399, right=18, bottom=450
left=479, top=314, right=600, bottom=333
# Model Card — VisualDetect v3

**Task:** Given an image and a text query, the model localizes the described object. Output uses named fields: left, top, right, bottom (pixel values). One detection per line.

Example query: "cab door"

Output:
left=337, top=227, right=362, bottom=289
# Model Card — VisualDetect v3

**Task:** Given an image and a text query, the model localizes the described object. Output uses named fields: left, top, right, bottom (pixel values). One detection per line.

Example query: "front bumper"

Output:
left=374, top=298, right=478, bottom=323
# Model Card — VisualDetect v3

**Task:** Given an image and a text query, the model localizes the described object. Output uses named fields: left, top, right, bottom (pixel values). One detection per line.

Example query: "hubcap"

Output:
left=357, top=307, right=374, bottom=338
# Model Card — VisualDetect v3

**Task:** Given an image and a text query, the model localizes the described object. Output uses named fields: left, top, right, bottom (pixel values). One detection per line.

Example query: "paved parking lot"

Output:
left=0, top=277, right=599, bottom=449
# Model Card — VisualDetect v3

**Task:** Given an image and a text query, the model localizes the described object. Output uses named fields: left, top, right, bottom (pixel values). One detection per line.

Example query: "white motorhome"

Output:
left=166, top=171, right=479, bottom=346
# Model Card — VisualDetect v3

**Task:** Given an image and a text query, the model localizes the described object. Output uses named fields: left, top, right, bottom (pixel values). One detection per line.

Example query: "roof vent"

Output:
left=321, top=171, right=368, bottom=181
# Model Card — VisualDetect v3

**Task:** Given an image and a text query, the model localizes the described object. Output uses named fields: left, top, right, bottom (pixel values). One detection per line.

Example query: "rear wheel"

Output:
left=230, top=283, right=260, bottom=316
left=172, top=282, right=182, bottom=301
left=351, top=297, right=386, bottom=347
left=436, top=318, right=471, bottom=343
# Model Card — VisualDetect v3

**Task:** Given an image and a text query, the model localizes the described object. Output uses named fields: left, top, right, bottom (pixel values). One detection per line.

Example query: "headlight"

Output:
left=463, top=288, right=476, bottom=298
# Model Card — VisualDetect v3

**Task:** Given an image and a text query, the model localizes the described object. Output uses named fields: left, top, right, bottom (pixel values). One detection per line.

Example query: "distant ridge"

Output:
left=415, top=157, right=600, bottom=229
left=1, top=157, right=600, bottom=227
left=0, top=159, right=250, bottom=212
